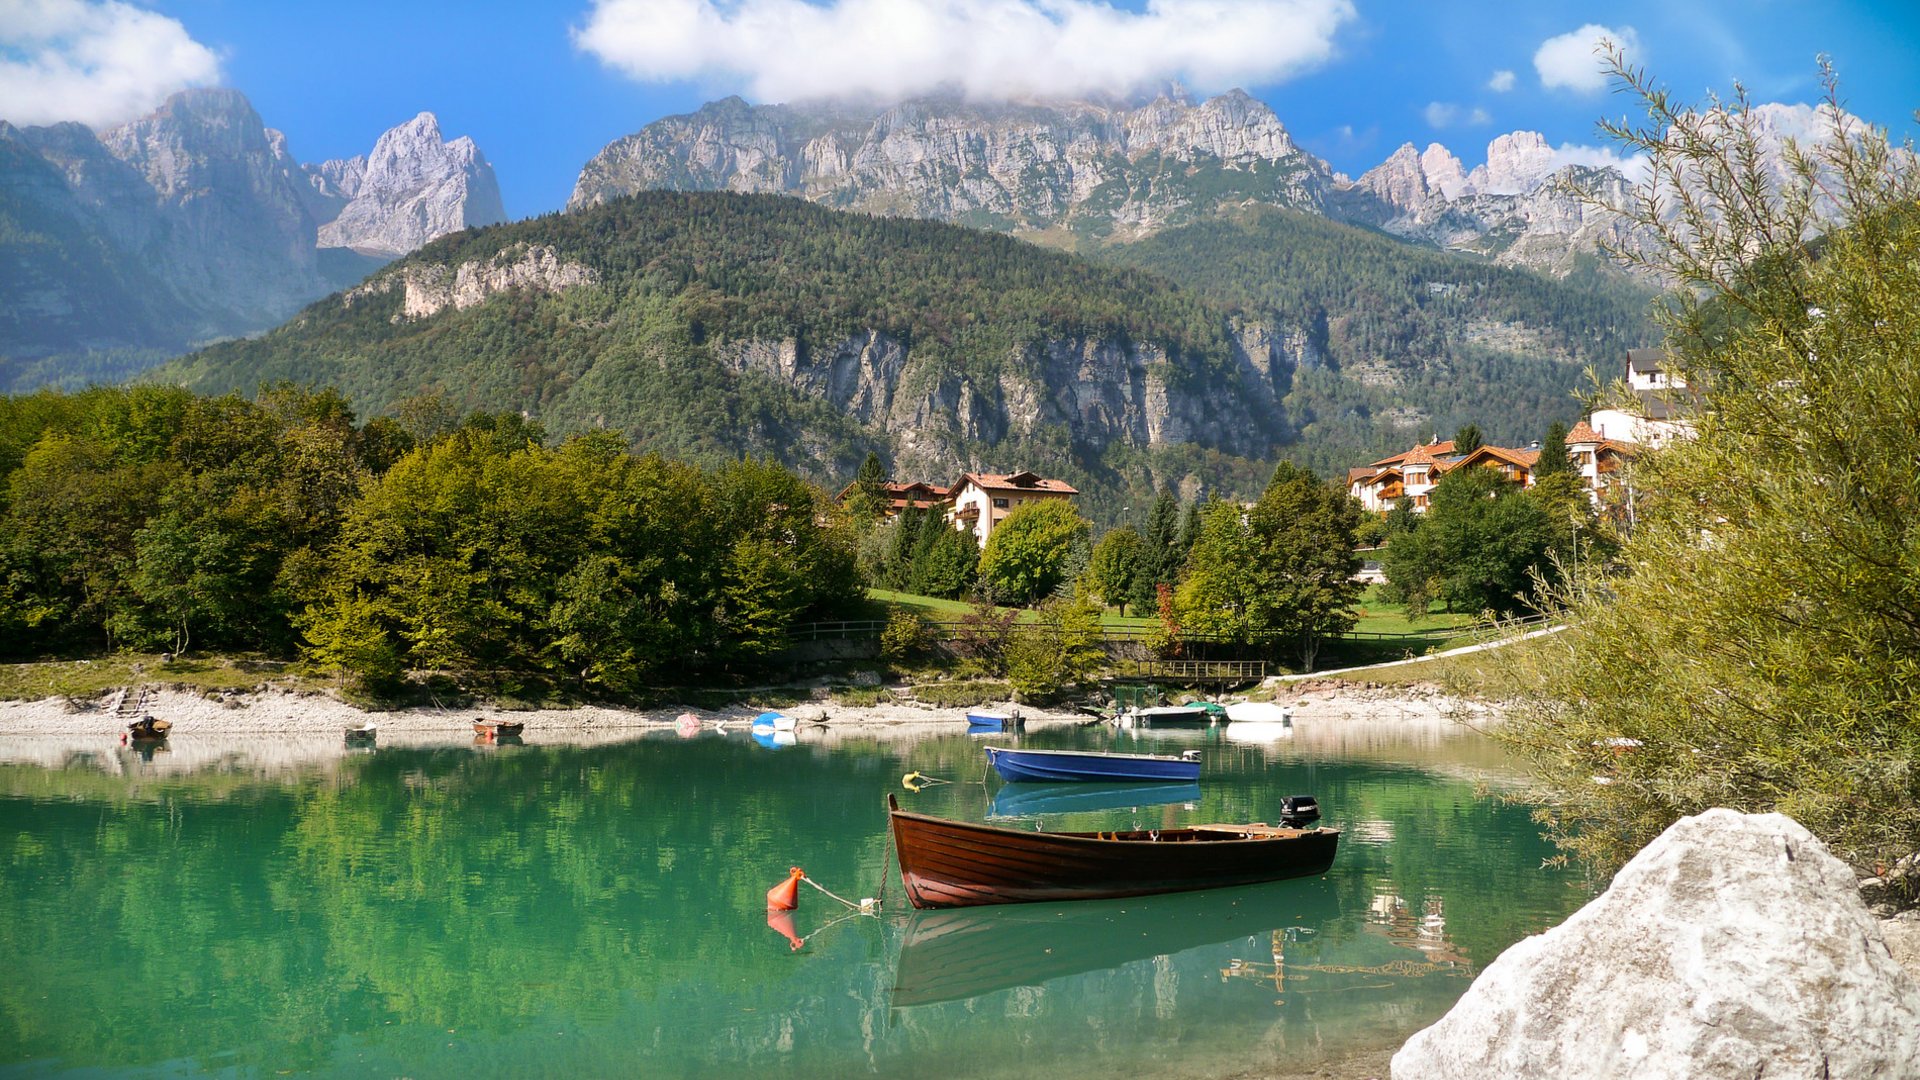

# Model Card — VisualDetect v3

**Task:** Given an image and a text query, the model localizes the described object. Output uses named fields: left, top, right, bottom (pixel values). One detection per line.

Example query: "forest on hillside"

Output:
left=1107, top=205, right=1662, bottom=468
left=157, top=191, right=1659, bottom=512
left=0, top=385, right=859, bottom=688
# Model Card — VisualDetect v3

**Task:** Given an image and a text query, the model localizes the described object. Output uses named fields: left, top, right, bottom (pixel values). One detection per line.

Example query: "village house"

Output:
left=1347, top=440, right=1543, bottom=513
left=1346, top=348, right=1693, bottom=515
left=833, top=480, right=951, bottom=519
left=947, top=471, right=1079, bottom=548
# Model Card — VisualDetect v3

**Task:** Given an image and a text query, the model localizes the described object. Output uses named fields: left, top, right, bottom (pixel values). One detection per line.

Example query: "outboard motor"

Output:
left=1280, top=795, right=1320, bottom=824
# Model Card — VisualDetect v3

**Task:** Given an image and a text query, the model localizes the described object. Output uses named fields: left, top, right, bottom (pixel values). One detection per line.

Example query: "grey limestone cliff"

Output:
left=1, top=92, right=509, bottom=384
left=571, top=89, right=1338, bottom=243
left=309, top=112, right=507, bottom=257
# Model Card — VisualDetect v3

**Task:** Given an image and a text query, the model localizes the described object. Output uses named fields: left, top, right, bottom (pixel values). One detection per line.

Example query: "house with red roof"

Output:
left=1347, top=438, right=1543, bottom=512
left=833, top=480, right=951, bottom=519
left=947, top=470, right=1079, bottom=548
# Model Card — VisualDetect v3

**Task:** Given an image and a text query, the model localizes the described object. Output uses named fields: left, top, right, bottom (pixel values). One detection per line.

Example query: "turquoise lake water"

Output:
left=0, top=717, right=1588, bottom=1078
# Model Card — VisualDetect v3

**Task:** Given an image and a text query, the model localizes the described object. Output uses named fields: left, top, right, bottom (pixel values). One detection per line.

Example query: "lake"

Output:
left=0, top=716, right=1587, bottom=1078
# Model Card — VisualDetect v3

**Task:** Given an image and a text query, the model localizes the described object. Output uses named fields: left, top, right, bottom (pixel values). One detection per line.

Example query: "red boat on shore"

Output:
left=885, top=794, right=1339, bottom=909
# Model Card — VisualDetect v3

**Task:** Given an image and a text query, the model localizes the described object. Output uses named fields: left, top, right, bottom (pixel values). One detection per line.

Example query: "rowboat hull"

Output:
left=985, top=745, right=1200, bottom=783
left=965, top=711, right=1023, bottom=732
left=887, top=794, right=1340, bottom=909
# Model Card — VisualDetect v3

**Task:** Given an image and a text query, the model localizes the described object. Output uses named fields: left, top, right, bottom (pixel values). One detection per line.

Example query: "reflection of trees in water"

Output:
left=0, top=728, right=1581, bottom=1075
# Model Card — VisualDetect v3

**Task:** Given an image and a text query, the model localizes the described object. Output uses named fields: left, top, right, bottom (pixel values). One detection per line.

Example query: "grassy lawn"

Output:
left=0, top=653, right=339, bottom=702
left=867, top=585, right=1478, bottom=638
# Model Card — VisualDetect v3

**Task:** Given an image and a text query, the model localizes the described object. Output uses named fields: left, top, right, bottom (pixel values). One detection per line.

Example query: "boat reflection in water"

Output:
left=890, top=885, right=1301, bottom=1009
left=988, top=780, right=1200, bottom=819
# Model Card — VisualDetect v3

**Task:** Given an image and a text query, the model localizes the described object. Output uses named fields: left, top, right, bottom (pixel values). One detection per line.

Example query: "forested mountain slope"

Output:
left=1104, top=206, right=1660, bottom=467
left=161, top=191, right=1297, bottom=514
left=161, top=191, right=1660, bottom=510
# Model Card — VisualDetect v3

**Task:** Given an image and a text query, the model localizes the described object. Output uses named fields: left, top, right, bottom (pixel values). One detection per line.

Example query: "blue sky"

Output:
left=4, top=0, right=1916, bottom=219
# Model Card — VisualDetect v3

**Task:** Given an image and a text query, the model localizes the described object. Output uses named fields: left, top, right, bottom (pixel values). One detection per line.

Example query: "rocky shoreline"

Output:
left=0, top=681, right=1485, bottom=738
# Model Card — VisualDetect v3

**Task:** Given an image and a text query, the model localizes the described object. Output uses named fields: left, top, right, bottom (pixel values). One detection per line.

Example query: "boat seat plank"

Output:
left=1189, top=824, right=1307, bottom=839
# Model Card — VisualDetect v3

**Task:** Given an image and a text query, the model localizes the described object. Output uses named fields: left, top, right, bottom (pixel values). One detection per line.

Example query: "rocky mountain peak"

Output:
left=314, top=110, right=507, bottom=257
left=1354, top=143, right=1429, bottom=210
left=1468, top=130, right=1559, bottom=195
left=1419, top=143, right=1468, bottom=198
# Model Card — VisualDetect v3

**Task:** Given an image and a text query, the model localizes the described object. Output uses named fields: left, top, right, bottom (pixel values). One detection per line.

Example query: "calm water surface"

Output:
left=0, top=717, right=1587, bottom=1078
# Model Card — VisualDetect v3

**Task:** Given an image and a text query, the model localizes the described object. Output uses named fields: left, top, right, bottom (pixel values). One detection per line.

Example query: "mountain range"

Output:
left=157, top=189, right=1654, bottom=515
left=568, top=87, right=1651, bottom=277
left=0, top=89, right=504, bottom=389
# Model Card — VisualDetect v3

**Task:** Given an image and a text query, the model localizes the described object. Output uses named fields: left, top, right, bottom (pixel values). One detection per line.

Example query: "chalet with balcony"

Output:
left=948, top=471, right=1078, bottom=548
left=1347, top=439, right=1543, bottom=513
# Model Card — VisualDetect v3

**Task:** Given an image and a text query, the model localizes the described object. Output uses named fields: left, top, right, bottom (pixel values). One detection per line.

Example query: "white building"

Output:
left=947, top=471, right=1078, bottom=548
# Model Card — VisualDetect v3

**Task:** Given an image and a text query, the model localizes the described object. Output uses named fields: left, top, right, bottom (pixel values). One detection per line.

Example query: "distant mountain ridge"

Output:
left=0, top=90, right=506, bottom=388
left=569, top=88, right=1645, bottom=272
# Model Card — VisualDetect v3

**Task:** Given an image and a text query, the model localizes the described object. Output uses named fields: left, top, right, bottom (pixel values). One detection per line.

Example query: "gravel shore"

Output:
left=0, top=681, right=1487, bottom=739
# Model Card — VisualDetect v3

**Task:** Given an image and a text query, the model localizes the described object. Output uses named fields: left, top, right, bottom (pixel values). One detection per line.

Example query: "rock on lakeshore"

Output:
left=1391, top=809, right=1920, bottom=1079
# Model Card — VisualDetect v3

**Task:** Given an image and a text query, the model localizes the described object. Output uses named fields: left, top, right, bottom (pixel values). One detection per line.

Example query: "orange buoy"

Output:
left=767, top=866, right=804, bottom=911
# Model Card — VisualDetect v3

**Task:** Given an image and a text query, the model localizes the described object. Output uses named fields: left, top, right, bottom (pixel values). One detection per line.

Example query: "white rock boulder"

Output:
left=1392, top=809, right=1920, bottom=1079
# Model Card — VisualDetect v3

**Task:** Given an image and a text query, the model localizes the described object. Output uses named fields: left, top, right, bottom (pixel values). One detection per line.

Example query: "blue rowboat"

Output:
left=989, top=780, right=1201, bottom=818
left=984, top=745, right=1200, bottom=783
left=966, top=711, right=1024, bottom=732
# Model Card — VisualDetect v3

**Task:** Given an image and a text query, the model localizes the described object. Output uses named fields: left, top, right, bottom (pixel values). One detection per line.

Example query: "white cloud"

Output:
left=1487, top=69, right=1515, bottom=93
left=1534, top=23, right=1637, bottom=94
left=574, top=0, right=1358, bottom=102
left=1424, top=101, right=1458, bottom=128
left=0, top=0, right=222, bottom=128
left=1469, top=107, right=1490, bottom=125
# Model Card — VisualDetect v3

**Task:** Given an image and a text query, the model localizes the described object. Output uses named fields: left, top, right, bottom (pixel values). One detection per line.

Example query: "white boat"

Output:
left=1225, top=701, right=1293, bottom=724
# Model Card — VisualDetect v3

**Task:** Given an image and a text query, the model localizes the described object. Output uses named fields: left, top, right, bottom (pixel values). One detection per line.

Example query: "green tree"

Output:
left=1383, top=466, right=1559, bottom=617
left=1086, top=527, right=1146, bottom=615
left=1130, top=491, right=1180, bottom=613
left=914, top=523, right=979, bottom=599
left=1003, top=595, right=1107, bottom=701
left=1535, top=420, right=1573, bottom=477
left=1452, top=422, right=1484, bottom=456
left=843, top=451, right=889, bottom=523
left=1177, top=463, right=1364, bottom=669
left=1497, top=55, right=1920, bottom=871
left=977, top=500, right=1091, bottom=605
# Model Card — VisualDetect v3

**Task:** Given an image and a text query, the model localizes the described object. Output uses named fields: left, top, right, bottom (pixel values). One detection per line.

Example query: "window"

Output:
left=992, top=498, right=1008, bottom=509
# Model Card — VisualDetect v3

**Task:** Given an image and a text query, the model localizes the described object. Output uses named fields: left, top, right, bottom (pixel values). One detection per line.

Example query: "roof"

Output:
left=1369, top=439, right=1455, bottom=468
left=833, top=479, right=952, bottom=509
left=1455, top=445, right=1541, bottom=470
left=1566, top=420, right=1602, bottom=444
left=1627, top=347, right=1670, bottom=374
left=953, top=471, right=1079, bottom=496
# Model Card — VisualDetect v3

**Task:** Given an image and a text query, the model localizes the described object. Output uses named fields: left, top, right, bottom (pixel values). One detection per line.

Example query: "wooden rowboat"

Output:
left=886, top=793, right=1339, bottom=909
left=472, top=719, right=526, bottom=738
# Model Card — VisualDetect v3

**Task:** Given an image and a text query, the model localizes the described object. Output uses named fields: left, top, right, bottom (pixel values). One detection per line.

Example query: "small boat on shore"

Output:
left=985, top=745, right=1201, bottom=783
left=887, top=794, right=1340, bottom=909
left=344, top=722, right=378, bottom=746
left=125, top=715, right=171, bottom=741
left=1225, top=701, right=1292, bottom=724
left=1115, top=704, right=1219, bottom=728
left=965, top=710, right=1024, bottom=732
left=473, top=719, right=526, bottom=739
left=750, top=711, right=797, bottom=733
